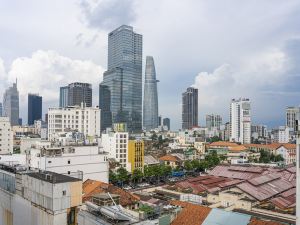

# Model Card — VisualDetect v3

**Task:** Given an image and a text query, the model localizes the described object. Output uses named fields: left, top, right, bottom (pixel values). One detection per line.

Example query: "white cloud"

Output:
left=192, top=48, right=291, bottom=125
left=1, top=50, right=104, bottom=122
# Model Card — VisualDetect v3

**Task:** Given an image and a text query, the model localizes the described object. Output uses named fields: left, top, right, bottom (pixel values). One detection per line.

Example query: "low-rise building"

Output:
left=27, top=144, right=109, bottom=183
left=159, top=154, right=183, bottom=169
left=0, top=163, right=82, bottom=225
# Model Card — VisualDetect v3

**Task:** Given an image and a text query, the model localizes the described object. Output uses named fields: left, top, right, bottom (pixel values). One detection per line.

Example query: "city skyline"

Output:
left=0, top=1, right=300, bottom=129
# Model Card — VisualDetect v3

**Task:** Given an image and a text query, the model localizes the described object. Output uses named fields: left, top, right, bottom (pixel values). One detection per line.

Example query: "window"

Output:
left=63, top=190, right=66, bottom=196
left=68, top=160, right=70, bottom=164
left=68, top=171, right=70, bottom=174
left=48, top=161, right=52, bottom=163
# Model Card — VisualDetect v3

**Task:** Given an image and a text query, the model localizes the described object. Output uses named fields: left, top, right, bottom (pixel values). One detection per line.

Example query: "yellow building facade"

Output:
left=128, top=139, right=144, bottom=173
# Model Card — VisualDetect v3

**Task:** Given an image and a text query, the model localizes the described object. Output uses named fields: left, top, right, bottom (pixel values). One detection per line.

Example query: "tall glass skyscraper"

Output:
left=59, top=86, right=69, bottom=107
left=182, top=87, right=198, bottom=130
left=3, top=81, right=19, bottom=126
left=143, top=56, right=158, bottom=131
left=99, top=25, right=143, bottom=132
left=28, top=94, right=42, bottom=125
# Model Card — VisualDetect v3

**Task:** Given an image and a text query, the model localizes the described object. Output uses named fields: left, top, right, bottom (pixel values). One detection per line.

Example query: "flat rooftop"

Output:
left=27, top=171, right=81, bottom=184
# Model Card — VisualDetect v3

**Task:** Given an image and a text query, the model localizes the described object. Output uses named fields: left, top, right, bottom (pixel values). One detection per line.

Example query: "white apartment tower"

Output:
left=48, top=105, right=100, bottom=140
left=101, top=131, right=130, bottom=172
left=230, top=98, right=251, bottom=144
left=286, top=106, right=300, bottom=131
left=0, top=117, right=13, bottom=154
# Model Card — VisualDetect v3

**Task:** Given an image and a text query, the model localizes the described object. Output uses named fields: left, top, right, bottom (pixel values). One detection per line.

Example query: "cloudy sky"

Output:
left=1, top=0, right=300, bottom=129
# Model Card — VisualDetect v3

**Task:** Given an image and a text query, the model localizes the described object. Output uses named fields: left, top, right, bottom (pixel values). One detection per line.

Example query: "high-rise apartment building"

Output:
left=230, top=98, right=251, bottom=144
left=47, top=105, right=100, bottom=140
left=99, top=25, right=143, bottom=132
left=182, top=87, right=198, bottom=130
left=206, top=114, right=222, bottom=130
left=286, top=107, right=300, bottom=131
left=0, top=117, right=13, bottom=154
left=143, top=56, right=159, bottom=131
left=3, top=81, right=19, bottom=125
left=0, top=102, right=2, bottom=116
left=28, top=94, right=42, bottom=125
left=59, top=86, right=69, bottom=107
left=163, top=118, right=170, bottom=131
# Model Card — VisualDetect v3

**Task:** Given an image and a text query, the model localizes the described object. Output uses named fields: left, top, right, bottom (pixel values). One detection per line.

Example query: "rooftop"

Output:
left=83, top=179, right=140, bottom=207
left=27, top=171, right=81, bottom=184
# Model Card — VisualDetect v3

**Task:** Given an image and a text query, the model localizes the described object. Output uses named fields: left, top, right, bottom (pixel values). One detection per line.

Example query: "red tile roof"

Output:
left=209, top=141, right=239, bottom=147
left=248, top=218, right=285, bottom=225
left=82, top=179, right=140, bottom=207
left=159, top=155, right=181, bottom=162
left=170, top=200, right=211, bottom=225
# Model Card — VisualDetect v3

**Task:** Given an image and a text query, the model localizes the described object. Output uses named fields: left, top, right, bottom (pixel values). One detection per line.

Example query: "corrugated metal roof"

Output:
left=202, top=208, right=251, bottom=225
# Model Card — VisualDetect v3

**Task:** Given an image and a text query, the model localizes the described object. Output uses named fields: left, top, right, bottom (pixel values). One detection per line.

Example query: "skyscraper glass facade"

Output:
left=68, top=82, right=92, bottom=107
left=59, top=86, right=69, bottom=107
left=3, top=82, right=19, bottom=126
left=28, top=94, right=42, bottom=125
left=182, top=87, right=198, bottom=130
left=99, top=25, right=143, bottom=132
left=143, top=56, right=158, bottom=131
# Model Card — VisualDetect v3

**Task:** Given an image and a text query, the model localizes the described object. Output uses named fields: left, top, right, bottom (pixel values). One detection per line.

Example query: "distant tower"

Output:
left=143, top=56, right=159, bottom=131
left=0, top=102, right=2, bottom=116
left=28, top=94, right=42, bottom=125
left=163, top=118, right=170, bottom=131
left=230, top=98, right=251, bottom=144
left=2, top=81, right=19, bottom=125
left=182, top=87, right=198, bottom=130
left=68, top=82, right=92, bottom=107
left=59, top=86, right=69, bottom=107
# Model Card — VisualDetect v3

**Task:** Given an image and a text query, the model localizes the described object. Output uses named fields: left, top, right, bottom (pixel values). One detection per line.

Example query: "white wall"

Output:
left=0, top=117, right=13, bottom=155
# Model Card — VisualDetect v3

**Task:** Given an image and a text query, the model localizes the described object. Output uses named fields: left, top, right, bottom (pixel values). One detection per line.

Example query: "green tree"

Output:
left=117, top=167, right=129, bottom=186
left=191, top=159, right=200, bottom=170
left=132, top=169, right=143, bottom=184
left=184, top=160, right=193, bottom=171
left=109, top=170, right=118, bottom=184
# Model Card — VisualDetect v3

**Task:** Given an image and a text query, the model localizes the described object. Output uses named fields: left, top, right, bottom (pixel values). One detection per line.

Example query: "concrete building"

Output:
left=47, top=105, right=100, bottom=141
left=182, top=87, right=198, bottom=130
left=27, top=144, right=109, bottom=182
left=128, top=139, right=144, bottom=173
left=272, top=126, right=290, bottom=143
left=230, top=98, right=251, bottom=144
left=2, top=81, right=19, bottom=126
left=143, top=56, right=159, bottom=131
left=101, top=131, right=130, bottom=171
left=0, top=117, right=13, bottom=155
left=286, top=106, right=300, bottom=132
left=0, top=164, right=82, bottom=225
left=28, top=94, right=42, bottom=125
left=251, top=124, right=267, bottom=139
left=99, top=25, right=143, bottom=133
left=206, top=114, right=222, bottom=130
